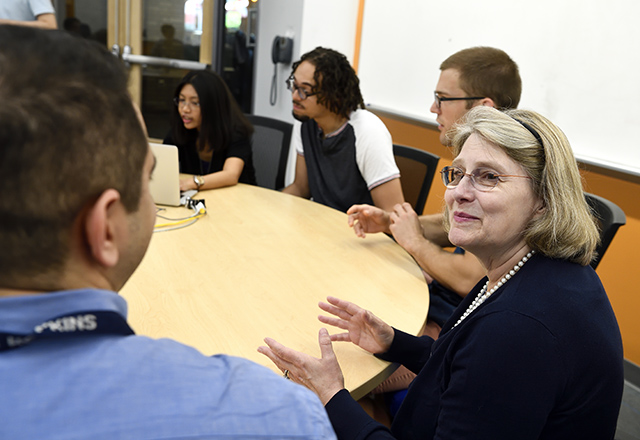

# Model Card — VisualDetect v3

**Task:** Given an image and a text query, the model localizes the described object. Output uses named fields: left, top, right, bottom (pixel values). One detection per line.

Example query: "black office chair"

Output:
left=393, top=144, right=440, bottom=214
left=585, top=192, right=626, bottom=269
left=245, top=114, right=293, bottom=190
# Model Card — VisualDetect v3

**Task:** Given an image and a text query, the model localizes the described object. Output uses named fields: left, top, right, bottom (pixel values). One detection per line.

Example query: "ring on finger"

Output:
left=283, top=369, right=291, bottom=380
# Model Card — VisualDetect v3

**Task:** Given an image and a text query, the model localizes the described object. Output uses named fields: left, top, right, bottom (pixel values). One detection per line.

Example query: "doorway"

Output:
left=55, top=0, right=257, bottom=140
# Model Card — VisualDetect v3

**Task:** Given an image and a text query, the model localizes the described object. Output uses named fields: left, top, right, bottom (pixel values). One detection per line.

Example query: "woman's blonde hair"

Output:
left=447, top=106, right=599, bottom=266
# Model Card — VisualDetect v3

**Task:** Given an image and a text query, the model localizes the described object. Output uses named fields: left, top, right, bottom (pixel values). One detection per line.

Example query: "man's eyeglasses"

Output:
left=286, top=76, right=317, bottom=100
left=173, top=97, right=200, bottom=109
left=433, top=92, right=485, bottom=110
left=440, top=166, right=531, bottom=192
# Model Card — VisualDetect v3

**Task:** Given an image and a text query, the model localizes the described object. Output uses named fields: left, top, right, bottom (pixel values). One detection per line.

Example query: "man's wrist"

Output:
left=399, top=234, right=428, bottom=256
left=382, top=213, right=392, bottom=234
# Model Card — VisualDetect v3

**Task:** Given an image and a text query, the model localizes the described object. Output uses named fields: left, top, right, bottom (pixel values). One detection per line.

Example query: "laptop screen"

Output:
left=149, top=143, right=181, bottom=206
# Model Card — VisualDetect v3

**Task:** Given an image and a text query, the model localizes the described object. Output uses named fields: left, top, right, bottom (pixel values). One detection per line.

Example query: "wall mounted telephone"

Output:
left=270, top=36, right=294, bottom=105
left=271, top=36, right=293, bottom=64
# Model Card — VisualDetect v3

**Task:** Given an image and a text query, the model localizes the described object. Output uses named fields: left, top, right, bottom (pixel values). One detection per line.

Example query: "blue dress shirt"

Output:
left=0, top=289, right=336, bottom=439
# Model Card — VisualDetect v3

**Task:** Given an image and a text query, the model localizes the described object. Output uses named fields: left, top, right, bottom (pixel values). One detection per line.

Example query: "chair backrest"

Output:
left=393, top=144, right=440, bottom=214
left=245, top=114, right=293, bottom=190
left=585, top=192, right=626, bottom=269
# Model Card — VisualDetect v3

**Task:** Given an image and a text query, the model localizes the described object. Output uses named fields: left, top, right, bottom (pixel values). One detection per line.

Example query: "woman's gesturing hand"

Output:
left=258, top=297, right=394, bottom=405
left=258, top=328, right=345, bottom=406
left=318, top=296, right=395, bottom=355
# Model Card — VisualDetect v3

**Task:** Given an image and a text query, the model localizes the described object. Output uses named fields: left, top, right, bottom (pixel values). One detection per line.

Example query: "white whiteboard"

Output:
left=358, top=0, right=640, bottom=176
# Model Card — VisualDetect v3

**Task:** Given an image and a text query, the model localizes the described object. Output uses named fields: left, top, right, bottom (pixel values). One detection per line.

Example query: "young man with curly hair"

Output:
left=282, top=47, right=404, bottom=213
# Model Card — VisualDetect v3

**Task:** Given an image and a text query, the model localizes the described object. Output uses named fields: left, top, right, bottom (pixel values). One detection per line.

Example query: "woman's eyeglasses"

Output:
left=173, top=97, right=200, bottom=109
left=440, top=166, right=531, bottom=192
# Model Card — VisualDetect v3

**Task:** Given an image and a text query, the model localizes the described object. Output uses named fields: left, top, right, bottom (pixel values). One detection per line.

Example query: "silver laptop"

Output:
left=149, top=143, right=181, bottom=206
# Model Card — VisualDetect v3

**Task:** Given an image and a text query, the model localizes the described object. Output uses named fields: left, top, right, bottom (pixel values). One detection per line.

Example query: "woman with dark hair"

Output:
left=164, top=70, right=256, bottom=191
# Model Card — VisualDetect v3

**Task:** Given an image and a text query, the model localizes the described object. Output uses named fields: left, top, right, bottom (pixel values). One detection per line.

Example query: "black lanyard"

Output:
left=0, top=310, right=134, bottom=352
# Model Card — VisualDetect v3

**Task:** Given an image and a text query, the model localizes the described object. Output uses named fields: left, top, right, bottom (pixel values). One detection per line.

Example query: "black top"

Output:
left=325, top=254, right=624, bottom=439
left=164, top=130, right=257, bottom=185
left=300, top=119, right=374, bottom=213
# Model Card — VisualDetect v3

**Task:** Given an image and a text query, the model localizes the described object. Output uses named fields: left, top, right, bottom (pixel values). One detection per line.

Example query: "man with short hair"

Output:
left=0, top=25, right=335, bottom=439
left=0, top=0, right=57, bottom=29
left=349, top=47, right=522, bottom=331
left=282, top=47, right=404, bottom=213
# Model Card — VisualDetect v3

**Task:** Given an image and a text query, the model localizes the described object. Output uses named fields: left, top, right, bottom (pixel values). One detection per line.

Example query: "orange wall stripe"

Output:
left=353, top=0, right=365, bottom=73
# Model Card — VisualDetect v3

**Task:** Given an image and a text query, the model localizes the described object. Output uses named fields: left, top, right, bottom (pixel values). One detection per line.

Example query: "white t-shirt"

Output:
left=0, top=0, right=55, bottom=22
left=292, top=108, right=400, bottom=212
left=293, top=108, right=399, bottom=190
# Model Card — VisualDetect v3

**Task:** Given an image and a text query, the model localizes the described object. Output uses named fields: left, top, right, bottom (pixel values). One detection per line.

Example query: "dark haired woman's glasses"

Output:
left=173, top=97, right=200, bottom=109
left=440, top=166, right=531, bottom=192
left=286, top=76, right=317, bottom=101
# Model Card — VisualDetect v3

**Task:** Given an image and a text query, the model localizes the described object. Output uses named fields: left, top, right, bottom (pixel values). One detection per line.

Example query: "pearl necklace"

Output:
left=453, top=250, right=535, bottom=328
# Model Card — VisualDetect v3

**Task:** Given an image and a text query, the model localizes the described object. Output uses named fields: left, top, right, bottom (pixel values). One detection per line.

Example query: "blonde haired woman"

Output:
left=259, top=107, right=623, bottom=439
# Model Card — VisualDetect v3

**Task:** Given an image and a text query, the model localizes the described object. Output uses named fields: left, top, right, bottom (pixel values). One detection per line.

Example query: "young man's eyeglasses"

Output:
left=440, top=166, right=531, bottom=192
left=433, top=92, right=485, bottom=110
left=286, top=76, right=317, bottom=100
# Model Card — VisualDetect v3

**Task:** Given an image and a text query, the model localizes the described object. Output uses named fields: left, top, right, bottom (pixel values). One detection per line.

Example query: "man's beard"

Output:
left=292, top=111, right=310, bottom=123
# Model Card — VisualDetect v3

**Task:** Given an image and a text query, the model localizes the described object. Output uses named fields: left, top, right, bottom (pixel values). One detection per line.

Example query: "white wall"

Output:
left=253, top=0, right=304, bottom=122
left=298, top=0, right=359, bottom=64
left=358, top=0, right=640, bottom=176
left=253, top=0, right=360, bottom=184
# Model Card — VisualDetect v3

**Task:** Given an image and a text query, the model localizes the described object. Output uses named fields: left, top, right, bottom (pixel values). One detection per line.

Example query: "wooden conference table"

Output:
left=120, top=184, right=429, bottom=400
